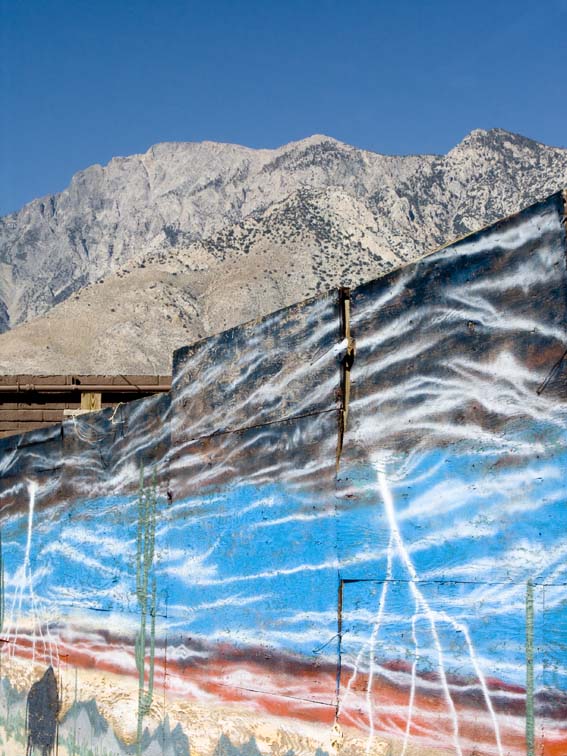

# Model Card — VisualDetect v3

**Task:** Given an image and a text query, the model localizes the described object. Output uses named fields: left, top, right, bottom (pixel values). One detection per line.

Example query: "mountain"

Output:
left=0, top=128, right=566, bottom=373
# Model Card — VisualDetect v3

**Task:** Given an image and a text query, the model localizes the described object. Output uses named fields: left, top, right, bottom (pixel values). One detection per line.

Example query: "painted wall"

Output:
left=0, top=193, right=565, bottom=756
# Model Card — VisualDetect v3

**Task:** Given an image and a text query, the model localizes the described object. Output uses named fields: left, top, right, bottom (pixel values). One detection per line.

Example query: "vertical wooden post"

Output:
left=80, top=392, right=102, bottom=412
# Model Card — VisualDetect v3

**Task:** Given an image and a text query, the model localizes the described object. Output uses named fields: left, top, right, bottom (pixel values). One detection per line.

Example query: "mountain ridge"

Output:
left=1, top=128, right=566, bottom=373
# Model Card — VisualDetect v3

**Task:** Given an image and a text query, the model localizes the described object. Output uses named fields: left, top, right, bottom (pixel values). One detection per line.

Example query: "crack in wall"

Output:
left=336, top=287, right=355, bottom=470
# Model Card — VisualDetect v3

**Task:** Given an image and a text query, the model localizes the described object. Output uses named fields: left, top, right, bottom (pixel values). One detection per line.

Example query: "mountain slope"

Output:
left=0, top=187, right=404, bottom=373
left=1, top=128, right=566, bottom=373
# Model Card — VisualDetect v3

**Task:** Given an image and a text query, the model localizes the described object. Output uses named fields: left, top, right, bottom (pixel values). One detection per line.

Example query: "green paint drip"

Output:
left=526, top=578, right=535, bottom=756
left=135, top=467, right=159, bottom=755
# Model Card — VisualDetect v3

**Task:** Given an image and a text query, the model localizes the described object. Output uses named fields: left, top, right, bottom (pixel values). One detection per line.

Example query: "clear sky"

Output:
left=1, top=0, right=566, bottom=216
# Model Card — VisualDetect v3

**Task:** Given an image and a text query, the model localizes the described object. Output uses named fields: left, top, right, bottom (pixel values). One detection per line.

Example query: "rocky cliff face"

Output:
left=1, top=128, right=566, bottom=373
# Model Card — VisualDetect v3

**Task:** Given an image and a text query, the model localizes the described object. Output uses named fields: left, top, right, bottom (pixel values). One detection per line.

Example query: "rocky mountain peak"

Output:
left=0, top=129, right=566, bottom=373
left=448, top=127, right=553, bottom=156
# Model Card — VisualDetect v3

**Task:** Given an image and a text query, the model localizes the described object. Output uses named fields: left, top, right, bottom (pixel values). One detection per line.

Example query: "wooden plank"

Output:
left=0, top=409, right=44, bottom=422
left=80, top=392, right=102, bottom=411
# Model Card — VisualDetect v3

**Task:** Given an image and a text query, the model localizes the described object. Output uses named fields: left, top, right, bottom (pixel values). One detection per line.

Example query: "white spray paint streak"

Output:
left=375, top=465, right=462, bottom=756
left=6, top=481, right=58, bottom=665
left=400, top=602, right=420, bottom=756
left=340, top=531, right=393, bottom=717
left=437, top=612, right=503, bottom=756
left=8, top=480, right=37, bottom=659
left=363, top=531, right=393, bottom=754
left=343, top=461, right=504, bottom=756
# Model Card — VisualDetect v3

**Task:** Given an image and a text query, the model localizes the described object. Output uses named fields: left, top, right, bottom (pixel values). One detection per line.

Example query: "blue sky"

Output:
left=1, top=0, right=567, bottom=215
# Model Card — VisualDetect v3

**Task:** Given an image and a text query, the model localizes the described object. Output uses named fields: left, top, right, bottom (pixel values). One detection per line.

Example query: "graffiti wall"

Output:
left=0, top=192, right=565, bottom=756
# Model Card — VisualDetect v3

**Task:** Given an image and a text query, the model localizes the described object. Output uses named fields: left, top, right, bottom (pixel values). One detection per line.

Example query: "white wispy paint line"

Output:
left=174, top=355, right=337, bottom=442
left=0, top=448, right=18, bottom=476
left=399, top=464, right=559, bottom=523
left=4, top=564, right=51, bottom=588
left=0, top=480, right=25, bottom=502
left=356, top=328, right=442, bottom=367
left=171, top=408, right=337, bottom=486
left=434, top=204, right=562, bottom=261
left=162, top=493, right=227, bottom=520
left=186, top=546, right=388, bottom=589
left=356, top=413, right=548, bottom=460
left=211, top=625, right=338, bottom=649
left=434, top=610, right=503, bottom=756
left=83, top=412, right=170, bottom=475
left=46, top=578, right=135, bottom=607
left=63, top=524, right=135, bottom=556
left=185, top=557, right=339, bottom=587
left=157, top=495, right=279, bottom=538
left=335, top=525, right=394, bottom=750
left=368, top=462, right=482, bottom=756
left=401, top=605, right=420, bottom=756
left=162, top=674, right=218, bottom=702
left=351, top=325, right=565, bottom=436
left=278, top=607, right=386, bottom=626
left=9, top=480, right=37, bottom=658
left=174, top=297, right=337, bottom=392
left=165, top=644, right=211, bottom=661
left=6, top=481, right=59, bottom=665
left=351, top=267, right=412, bottom=325
left=169, top=592, right=272, bottom=617
left=394, top=454, right=447, bottom=489
left=424, top=538, right=567, bottom=585
left=1, top=539, right=25, bottom=552
left=450, top=350, right=547, bottom=391
left=162, top=538, right=222, bottom=584
left=251, top=510, right=335, bottom=530
left=451, top=244, right=565, bottom=296
left=364, top=532, right=393, bottom=754
left=361, top=216, right=560, bottom=345
left=42, top=541, right=117, bottom=576
left=545, top=560, right=567, bottom=584
left=353, top=368, right=562, bottom=438
left=409, top=518, right=498, bottom=556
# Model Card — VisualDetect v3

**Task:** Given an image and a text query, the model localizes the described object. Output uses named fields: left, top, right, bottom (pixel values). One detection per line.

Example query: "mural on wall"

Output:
left=335, top=193, right=567, bottom=755
left=0, top=193, right=565, bottom=756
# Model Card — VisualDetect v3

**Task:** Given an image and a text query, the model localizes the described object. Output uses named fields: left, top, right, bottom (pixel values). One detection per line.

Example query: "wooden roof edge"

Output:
left=0, top=374, right=172, bottom=392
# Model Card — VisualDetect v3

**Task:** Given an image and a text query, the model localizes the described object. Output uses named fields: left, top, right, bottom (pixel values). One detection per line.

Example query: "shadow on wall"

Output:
left=26, top=666, right=59, bottom=756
